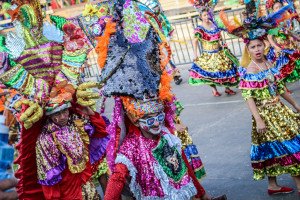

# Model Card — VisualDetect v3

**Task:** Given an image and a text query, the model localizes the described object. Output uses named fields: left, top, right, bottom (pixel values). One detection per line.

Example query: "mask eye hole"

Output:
left=146, top=118, right=155, bottom=126
left=157, top=114, right=165, bottom=122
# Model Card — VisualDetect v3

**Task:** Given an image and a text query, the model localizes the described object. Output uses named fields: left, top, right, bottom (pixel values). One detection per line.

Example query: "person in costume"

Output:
left=266, top=0, right=300, bottom=93
left=221, top=2, right=300, bottom=195
left=188, top=0, right=239, bottom=97
left=104, top=98, right=226, bottom=200
left=35, top=81, right=109, bottom=200
left=0, top=0, right=110, bottom=198
left=173, top=97, right=206, bottom=181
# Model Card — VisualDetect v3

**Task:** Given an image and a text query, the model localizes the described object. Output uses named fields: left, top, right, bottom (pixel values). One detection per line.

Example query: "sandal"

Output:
left=225, top=89, right=236, bottom=95
left=212, top=90, right=221, bottom=97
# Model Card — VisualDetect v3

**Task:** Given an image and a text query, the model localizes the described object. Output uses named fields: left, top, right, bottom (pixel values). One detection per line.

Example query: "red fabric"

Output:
left=42, top=166, right=83, bottom=200
left=104, top=163, right=129, bottom=200
left=14, top=110, right=46, bottom=200
left=89, top=112, right=108, bottom=138
left=181, top=149, right=206, bottom=198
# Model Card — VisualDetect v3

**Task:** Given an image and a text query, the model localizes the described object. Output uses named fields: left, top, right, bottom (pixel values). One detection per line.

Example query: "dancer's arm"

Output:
left=246, top=98, right=266, bottom=133
left=267, top=34, right=282, bottom=53
left=104, top=163, right=129, bottom=200
left=193, top=38, right=199, bottom=61
left=280, top=92, right=300, bottom=112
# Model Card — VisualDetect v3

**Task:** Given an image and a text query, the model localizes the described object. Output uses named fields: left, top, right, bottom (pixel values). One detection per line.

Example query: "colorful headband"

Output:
left=121, top=97, right=165, bottom=121
left=46, top=81, right=75, bottom=115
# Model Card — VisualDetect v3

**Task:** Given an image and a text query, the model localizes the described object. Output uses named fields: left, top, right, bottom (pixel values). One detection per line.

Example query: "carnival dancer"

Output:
left=266, top=0, right=300, bottom=93
left=104, top=98, right=226, bottom=200
left=94, top=1, right=226, bottom=199
left=0, top=0, right=109, bottom=198
left=35, top=81, right=109, bottom=200
left=221, top=2, right=300, bottom=195
left=188, top=0, right=239, bottom=97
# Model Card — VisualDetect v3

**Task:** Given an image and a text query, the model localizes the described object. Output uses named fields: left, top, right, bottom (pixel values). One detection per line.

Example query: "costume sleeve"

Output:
left=181, top=149, right=206, bottom=198
left=90, top=112, right=109, bottom=138
left=194, top=28, right=203, bottom=39
left=104, top=163, right=129, bottom=200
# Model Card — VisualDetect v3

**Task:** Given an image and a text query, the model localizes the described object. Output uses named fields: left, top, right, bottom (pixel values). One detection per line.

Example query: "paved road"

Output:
left=102, top=64, right=300, bottom=200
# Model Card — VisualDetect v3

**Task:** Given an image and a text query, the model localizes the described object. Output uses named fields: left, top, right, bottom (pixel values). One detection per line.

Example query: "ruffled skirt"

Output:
left=266, top=47, right=300, bottom=83
left=250, top=102, right=300, bottom=180
left=175, top=129, right=206, bottom=181
left=189, top=49, right=239, bottom=87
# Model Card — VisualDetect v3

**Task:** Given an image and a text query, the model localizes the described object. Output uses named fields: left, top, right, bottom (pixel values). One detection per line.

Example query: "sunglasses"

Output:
left=139, top=113, right=165, bottom=126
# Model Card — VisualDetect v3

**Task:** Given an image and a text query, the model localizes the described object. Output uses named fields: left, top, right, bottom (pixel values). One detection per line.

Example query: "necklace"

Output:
left=252, top=60, right=277, bottom=96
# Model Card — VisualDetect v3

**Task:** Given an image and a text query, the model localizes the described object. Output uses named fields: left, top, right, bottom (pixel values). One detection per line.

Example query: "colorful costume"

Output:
left=188, top=1, right=240, bottom=87
left=239, top=66, right=300, bottom=180
left=265, top=0, right=300, bottom=83
left=105, top=99, right=206, bottom=199
left=221, top=0, right=300, bottom=181
left=173, top=98, right=206, bottom=181
left=0, top=1, right=108, bottom=199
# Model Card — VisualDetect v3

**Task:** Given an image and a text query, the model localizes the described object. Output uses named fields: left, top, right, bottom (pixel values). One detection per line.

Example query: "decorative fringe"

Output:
left=159, top=43, right=172, bottom=71
left=159, top=71, right=173, bottom=102
left=95, top=20, right=116, bottom=69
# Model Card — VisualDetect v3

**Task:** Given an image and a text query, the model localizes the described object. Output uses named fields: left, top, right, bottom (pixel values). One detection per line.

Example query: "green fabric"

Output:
left=241, top=81, right=285, bottom=101
left=194, top=167, right=206, bottom=181
left=63, top=54, right=87, bottom=63
left=283, top=59, right=300, bottom=83
left=189, top=77, right=239, bottom=87
left=253, top=163, right=300, bottom=181
left=92, top=158, right=108, bottom=179
left=152, top=134, right=187, bottom=182
left=224, top=48, right=240, bottom=67
left=50, top=15, right=67, bottom=31
left=5, top=67, right=25, bottom=87
left=174, top=101, right=184, bottom=117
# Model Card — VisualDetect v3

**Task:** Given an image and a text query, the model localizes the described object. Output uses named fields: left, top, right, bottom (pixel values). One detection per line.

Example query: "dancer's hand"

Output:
left=76, top=106, right=95, bottom=116
left=256, top=118, right=266, bottom=134
left=174, top=124, right=188, bottom=133
left=0, top=178, right=18, bottom=200
left=199, top=193, right=213, bottom=200
left=275, top=46, right=282, bottom=54
left=294, top=104, right=300, bottom=113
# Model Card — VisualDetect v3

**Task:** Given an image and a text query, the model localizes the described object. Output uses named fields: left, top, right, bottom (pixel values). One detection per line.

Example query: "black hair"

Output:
left=272, top=1, right=283, bottom=10
left=199, top=8, right=209, bottom=21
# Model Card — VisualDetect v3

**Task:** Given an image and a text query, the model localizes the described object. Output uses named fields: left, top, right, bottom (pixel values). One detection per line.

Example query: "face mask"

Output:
left=139, top=121, right=162, bottom=135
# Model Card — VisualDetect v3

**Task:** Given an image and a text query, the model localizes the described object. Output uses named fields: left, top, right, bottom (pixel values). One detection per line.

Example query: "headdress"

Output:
left=121, top=97, right=165, bottom=122
left=188, top=0, right=218, bottom=12
left=46, top=80, right=75, bottom=115
left=220, top=2, right=294, bottom=43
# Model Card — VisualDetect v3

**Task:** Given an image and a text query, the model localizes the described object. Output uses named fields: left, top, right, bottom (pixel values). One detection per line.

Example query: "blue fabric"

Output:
left=267, top=47, right=294, bottom=70
left=191, top=62, right=238, bottom=79
left=62, top=59, right=83, bottom=67
left=240, top=67, right=280, bottom=81
left=196, top=25, right=220, bottom=35
left=202, top=47, right=222, bottom=53
left=184, top=145, right=201, bottom=162
left=251, top=135, right=300, bottom=162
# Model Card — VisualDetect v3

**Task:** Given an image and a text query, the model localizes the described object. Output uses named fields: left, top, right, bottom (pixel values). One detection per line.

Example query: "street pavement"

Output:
left=102, top=64, right=300, bottom=200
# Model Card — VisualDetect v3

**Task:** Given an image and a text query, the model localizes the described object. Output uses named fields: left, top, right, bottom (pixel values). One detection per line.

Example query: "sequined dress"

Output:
left=189, top=26, right=239, bottom=87
left=239, top=66, right=300, bottom=180
left=266, top=30, right=300, bottom=83
left=104, top=125, right=206, bottom=199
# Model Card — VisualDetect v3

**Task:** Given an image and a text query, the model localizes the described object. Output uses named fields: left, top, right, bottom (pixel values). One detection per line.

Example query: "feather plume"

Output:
left=95, top=20, right=116, bottom=69
left=220, top=10, right=240, bottom=33
left=233, top=16, right=242, bottom=26
left=266, top=3, right=293, bottom=21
